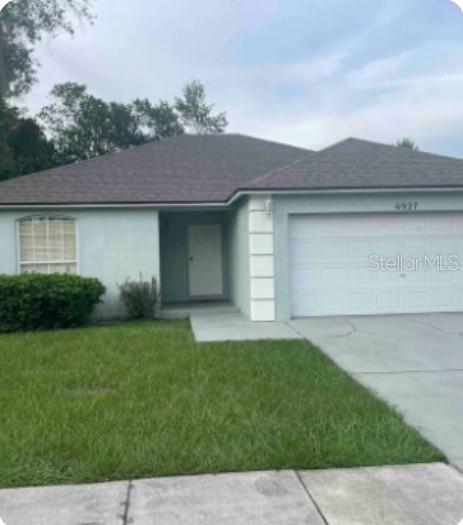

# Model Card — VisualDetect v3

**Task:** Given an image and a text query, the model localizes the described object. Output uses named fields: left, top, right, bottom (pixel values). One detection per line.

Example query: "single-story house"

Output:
left=1, top=133, right=463, bottom=321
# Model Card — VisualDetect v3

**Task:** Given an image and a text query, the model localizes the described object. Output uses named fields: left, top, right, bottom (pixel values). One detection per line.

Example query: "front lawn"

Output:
left=0, top=320, right=442, bottom=488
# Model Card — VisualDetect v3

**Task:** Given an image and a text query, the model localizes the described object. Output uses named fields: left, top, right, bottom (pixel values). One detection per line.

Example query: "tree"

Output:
left=175, top=80, right=227, bottom=134
left=40, top=83, right=145, bottom=163
left=39, top=81, right=228, bottom=164
left=0, top=0, right=94, bottom=98
left=0, top=103, right=56, bottom=181
left=132, top=98, right=184, bottom=140
left=396, top=138, right=418, bottom=150
left=0, top=0, right=94, bottom=179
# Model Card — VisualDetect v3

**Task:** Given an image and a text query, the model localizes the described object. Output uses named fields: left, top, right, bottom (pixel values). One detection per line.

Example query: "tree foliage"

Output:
left=39, top=83, right=146, bottom=163
left=132, top=98, right=184, bottom=140
left=175, top=80, right=228, bottom=134
left=0, top=0, right=93, bottom=179
left=39, top=81, right=228, bottom=164
left=0, top=100, right=56, bottom=181
left=396, top=138, right=418, bottom=150
left=0, top=0, right=94, bottom=97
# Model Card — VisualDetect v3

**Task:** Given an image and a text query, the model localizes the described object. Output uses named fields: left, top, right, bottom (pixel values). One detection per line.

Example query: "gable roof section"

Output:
left=0, top=134, right=312, bottom=205
left=248, top=138, right=463, bottom=191
left=1, top=135, right=463, bottom=207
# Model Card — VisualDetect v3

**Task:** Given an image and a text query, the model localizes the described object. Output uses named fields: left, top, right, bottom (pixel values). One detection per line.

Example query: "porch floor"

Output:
left=159, top=301, right=237, bottom=320
left=190, top=310, right=302, bottom=343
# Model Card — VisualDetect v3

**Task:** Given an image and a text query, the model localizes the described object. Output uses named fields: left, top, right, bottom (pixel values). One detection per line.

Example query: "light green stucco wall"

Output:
left=273, top=191, right=463, bottom=320
left=160, top=211, right=231, bottom=303
left=0, top=208, right=160, bottom=318
left=228, top=197, right=250, bottom=317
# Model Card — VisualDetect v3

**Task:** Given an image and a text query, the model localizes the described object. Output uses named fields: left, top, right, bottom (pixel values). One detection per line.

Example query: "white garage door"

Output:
left=290, top=213, right=463, bottom=317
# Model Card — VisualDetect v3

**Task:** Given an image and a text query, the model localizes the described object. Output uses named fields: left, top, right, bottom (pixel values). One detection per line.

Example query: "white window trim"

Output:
left=16, top=215, right=80, bottom=275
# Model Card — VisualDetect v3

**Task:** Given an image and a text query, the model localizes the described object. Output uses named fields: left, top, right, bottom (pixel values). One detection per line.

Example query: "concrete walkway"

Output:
left=1, top=463, right=462, bottom=524
left=191, top=310, right=300, bottom=342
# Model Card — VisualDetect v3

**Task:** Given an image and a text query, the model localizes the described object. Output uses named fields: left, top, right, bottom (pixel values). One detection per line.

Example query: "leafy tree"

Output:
left=175, top=80, right=227, bottom=134
left=132, top=98, right=184, bottom=140
left=0, top=97, right=14, bottom=176
left=396, top=138, right=418, bottom=150
left=39, top=81, right=228, bottom=164
left=0, top=0, right=93, bottom=179
left=0, top=0, right=93, bottom=98
left=40, top=83, right=145, bottom=163
left=0, top=103, right=56, bottom=181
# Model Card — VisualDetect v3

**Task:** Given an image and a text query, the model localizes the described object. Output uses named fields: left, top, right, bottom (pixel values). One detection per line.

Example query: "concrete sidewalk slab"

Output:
left=299, top=463, right=463, bottom=525
left=1, top=464, right=462, bottom=525
left=191, top=312, right=301, bottom=342
left=128, top=470, right=324, bottom=524
left=0, top=480, right=128, bottom=525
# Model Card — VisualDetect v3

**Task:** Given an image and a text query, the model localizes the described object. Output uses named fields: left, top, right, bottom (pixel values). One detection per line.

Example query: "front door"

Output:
left=188, top=224, right=223, bottom=297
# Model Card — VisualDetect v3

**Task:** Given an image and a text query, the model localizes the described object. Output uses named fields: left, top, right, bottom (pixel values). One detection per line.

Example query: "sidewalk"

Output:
left=0, top=463, right=462, bottom=524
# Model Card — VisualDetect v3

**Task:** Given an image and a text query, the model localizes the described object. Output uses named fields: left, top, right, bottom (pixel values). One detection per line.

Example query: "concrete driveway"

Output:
left=288, top=313, right=463, bottom=470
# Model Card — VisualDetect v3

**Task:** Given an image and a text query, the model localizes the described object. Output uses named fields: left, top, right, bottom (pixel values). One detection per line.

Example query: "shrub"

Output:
left=119, top=276, right=159, bottom=320
left=0, top=273, right=105, bottom=333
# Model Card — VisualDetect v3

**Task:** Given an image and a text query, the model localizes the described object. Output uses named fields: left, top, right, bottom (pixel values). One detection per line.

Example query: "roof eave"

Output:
left=1, top=185, right=463, bottom=209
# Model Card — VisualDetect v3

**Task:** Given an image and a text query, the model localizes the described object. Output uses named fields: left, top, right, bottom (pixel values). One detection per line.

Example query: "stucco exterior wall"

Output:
left=228, top=198, right=250, bottom=317
left=0, top=208, right=160, bottom=318
left=273, top=191, right=463, bottom=320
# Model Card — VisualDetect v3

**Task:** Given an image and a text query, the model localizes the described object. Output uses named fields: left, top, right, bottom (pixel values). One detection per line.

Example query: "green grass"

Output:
left=0, top=320, right=442, bottom=488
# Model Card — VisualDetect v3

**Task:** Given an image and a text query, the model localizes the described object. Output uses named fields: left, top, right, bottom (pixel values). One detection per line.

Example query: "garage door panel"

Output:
left=433, top=291, right=456, bottom=308
left=377, top=292, right=401, bottom=309
left=289, top=213, right=463, bottom=317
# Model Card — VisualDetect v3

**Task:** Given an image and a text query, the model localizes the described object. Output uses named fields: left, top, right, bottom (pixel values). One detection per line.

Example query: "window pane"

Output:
left=20, top=264, right=36, bottom=274
left=49, top=263, right=77, bottom=274
left=32, top=220, right=47, bottom=261
left=19, top=220, right=33, bottom=235
left=34, top=264, right=50, bottom=274
left=21, top=263, right=49, bottom=274
left=19, top=217, right=78, bottom=271
left=63, top=234, right=76, bottom=260
left=48, top=220, right=63, bottom=260
left=20, top=234, right=34, bottom=261
left=63, top=221, right=75, bottom=235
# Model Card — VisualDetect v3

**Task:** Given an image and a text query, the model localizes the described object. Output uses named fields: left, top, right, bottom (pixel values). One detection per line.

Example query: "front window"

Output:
left=18, top=216, right=78, bottom=274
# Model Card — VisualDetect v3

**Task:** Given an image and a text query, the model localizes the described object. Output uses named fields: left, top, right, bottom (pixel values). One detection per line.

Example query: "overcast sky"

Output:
left=16, top=0, right=463, bottom=156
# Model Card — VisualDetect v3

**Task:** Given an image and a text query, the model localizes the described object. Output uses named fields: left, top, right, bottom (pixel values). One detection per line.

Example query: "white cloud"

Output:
left=450, top=0, right=463, bottom=11
left=345, top=52, right=414, bottom=89
left=232, top=84, right=463, bottom=154
left=0, top=1, right=10, bottom=12
left=9, top=0, right=463, bottom=159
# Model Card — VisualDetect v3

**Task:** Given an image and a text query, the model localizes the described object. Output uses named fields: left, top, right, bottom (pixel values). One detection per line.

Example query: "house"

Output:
left=1, top=133, right=463, bottom=321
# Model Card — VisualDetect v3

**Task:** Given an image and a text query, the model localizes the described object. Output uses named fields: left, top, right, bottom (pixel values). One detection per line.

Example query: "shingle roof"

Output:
left=1, top=135, right=463, bottom=206
left=0, top=134, right=312, bottom=205
left=248, top=138, right=463, bottom=191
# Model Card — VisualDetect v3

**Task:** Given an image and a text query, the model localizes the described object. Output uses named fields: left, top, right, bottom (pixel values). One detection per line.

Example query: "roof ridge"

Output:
left=229, top=133, right=313, bottom=153
left=243, top=151, right=317, bottom=188
left=321, top=136, right=463, bottom=162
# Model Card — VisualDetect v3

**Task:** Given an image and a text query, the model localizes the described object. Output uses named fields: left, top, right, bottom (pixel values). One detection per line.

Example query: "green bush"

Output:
left=0, top=274, right=106, bottom=332
left=119, top=276, right=159, bottom=320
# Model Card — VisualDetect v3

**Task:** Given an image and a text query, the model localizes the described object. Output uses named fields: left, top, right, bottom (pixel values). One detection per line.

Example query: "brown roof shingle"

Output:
left=247, top=138, right=463, bottom=191
left=0, top=134, right=312, bottom=205
left=1, top=135, right=463, bottom=206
